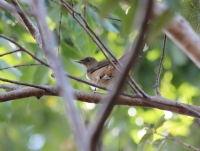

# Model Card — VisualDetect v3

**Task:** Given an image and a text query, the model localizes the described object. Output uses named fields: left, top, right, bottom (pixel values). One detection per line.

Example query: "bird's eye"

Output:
left=87, top=58, right=91, bottom=61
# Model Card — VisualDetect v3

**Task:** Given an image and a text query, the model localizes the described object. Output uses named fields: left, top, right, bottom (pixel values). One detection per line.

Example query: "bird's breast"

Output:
left=87, top=65, right=116, bottom=87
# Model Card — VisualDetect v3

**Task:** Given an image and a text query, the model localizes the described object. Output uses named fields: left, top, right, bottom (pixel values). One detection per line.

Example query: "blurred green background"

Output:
left=0, top=0, right=200, bottom=150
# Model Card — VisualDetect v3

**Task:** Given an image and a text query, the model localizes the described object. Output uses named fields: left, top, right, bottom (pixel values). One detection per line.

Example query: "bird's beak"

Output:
left=74, top=60, right=84, bottom=64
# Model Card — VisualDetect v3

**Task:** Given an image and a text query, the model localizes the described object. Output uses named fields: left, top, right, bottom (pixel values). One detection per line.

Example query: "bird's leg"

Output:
left=93, top=76, right=100, bottom=93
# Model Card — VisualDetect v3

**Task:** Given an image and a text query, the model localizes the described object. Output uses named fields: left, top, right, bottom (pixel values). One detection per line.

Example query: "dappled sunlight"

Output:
left=128, top=107, right=137, bottom=117
left=135, top=117, right=144, bottom=126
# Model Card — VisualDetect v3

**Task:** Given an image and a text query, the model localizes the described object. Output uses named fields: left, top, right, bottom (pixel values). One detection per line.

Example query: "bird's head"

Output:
left=75, top=57, right=98, bottom=69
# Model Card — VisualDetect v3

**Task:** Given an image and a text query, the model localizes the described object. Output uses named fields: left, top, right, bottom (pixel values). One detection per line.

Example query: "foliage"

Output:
left=0, top=0, right=200, bottom=151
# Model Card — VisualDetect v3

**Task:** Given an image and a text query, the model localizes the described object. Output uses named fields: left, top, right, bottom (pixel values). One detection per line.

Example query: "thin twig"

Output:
left=91, top=6, right=121, bottom=22
left=155, top=132, right=200, bottom=151
left=0, top=77, right=49, bottom=91
left=105, top=16, right=121, bottom=22
left=89, top=1, right=153, bottom=150
left=0, top=49, right=21, bottom=57
left=50, top=0, right=62, bottom=5
left=71, top=0, right=74, bottom=7
left=0, top=63, right=42, bottom=71
left=154, top=35, right=167, bottom=96
left=83, top=3, right=87, bottom=18
left=57, top=12, right=62, bottom=54
left=0, top=34, right=49, bottom=67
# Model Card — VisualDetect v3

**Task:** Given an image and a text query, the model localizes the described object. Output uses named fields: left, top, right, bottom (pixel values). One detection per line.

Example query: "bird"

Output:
left=74, top=53, right=131, bottom=89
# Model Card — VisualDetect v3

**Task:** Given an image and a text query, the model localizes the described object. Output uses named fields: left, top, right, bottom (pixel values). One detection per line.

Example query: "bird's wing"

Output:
left=88, top=52, right=139, bottom=73
left=88, top=60, right=116, bottom=73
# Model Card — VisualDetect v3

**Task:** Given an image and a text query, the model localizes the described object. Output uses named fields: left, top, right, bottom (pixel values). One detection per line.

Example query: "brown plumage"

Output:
left=75, top=57, right=118, bottom=87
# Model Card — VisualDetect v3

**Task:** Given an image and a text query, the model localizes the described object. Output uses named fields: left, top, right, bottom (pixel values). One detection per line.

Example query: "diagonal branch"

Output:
left=0, top=49, right=21, bottom=57
left=152, top=2, right=200, bottom=69
left=32, top=1, right=87, bottom=150
left=10, top=0, right=42, bottom=47
left=0, top=0, right=27, bottom=29
left=89, top=1, right=153, bottom=150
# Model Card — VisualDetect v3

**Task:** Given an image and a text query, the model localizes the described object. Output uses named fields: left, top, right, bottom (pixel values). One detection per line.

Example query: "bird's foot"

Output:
left=93, top=87, right=97, bottom=94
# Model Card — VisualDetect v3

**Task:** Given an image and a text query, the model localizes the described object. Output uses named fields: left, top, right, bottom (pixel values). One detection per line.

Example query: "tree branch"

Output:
left=152, top=2, right=200, bottom=69
left=89, top=1, right=153, bottom=150
left=10, top=0, right=42, bottom=47
left=0, top=0, right=27, bottom=29
left=32, top=1, right=87, bottom=150
left=0, top=48, right=21, bottom=57
left=0, top=85, right=200, bottom=118
left=0, top=84, right=22, bottom=90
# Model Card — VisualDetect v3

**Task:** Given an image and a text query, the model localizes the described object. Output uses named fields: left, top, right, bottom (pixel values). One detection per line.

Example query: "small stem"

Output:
left=155, top=131, right=200, bottom=151
left=57, top=12, right=62, bottom=54
left=0, top=49, right=21, bottom=57
left=0, top=63, right=42, bottom=71
left=154, top=34, right=167, bottom=96
left=0, top=77, right=49, bottom=91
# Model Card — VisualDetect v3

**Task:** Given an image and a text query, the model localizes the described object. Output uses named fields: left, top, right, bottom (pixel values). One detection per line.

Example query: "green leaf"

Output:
left=102, top=19, right=119, bottom=33
left=152, top=138, right=165, bottom=151
left=154, top=115, right=166, bottom=130
left=149, top=10, right=174, bottom=43
left=99, top=0, right=121, bottom=18
left=33, top=65, right=49, bottom=85
left=0, top=60, right=21, bottom=77
left=121, top=0, right=138, bottom=37
left=137, top=131, right=153, bottom=151
left=64, top=9, right=97, bottom=56
left=169, top=43, right=188, bottom=66
left=20, top=62, right=37, bottom=83
left=0, top=102, right=11, bottom=122
left=165, top=0, right=181, bottom=11
left=87, top=7, right=119, bottom=33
